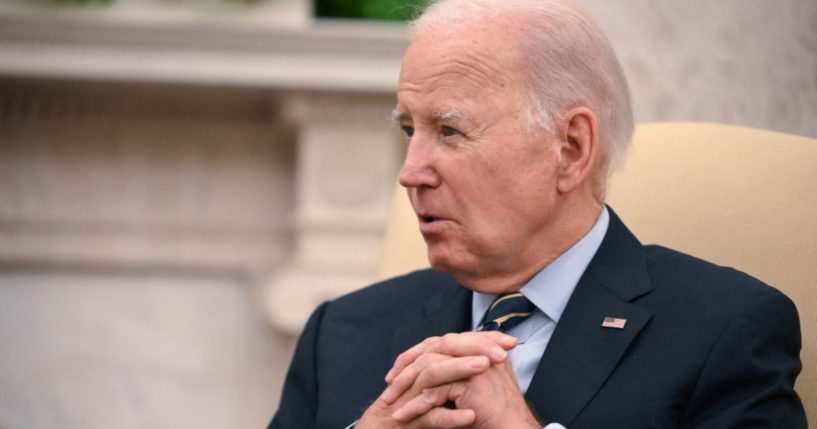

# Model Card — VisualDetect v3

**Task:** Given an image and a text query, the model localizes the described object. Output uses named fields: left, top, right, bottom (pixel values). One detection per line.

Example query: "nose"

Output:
left=398, top=135, right=441, bottom=189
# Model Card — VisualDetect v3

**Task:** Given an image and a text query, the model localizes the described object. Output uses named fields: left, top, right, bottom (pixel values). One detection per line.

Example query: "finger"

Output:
left=381, top=352, right=447, bottom=404
left=383, top=353, right=491, bottom=406
left=414, top=355, right=490, bottom=392
left=425, top=332, right=515, bottom=363
left=417, top=407, right=476, bottom=429
left=386, top=333, right=516, bottom=384
left=390, top=355, right=490, bottom=420
left=386, top=336, right=441, bottom=383
left=485, top=331, right=519, bottom=348
left=391, top=385, right=452, bottom=423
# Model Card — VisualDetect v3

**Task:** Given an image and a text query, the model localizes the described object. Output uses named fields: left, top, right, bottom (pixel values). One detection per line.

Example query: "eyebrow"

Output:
left=430, top=110, right=461, bottom=121
left=390, top=109, right=462, bottom=123
left=390, top=109, right=407, bottom=123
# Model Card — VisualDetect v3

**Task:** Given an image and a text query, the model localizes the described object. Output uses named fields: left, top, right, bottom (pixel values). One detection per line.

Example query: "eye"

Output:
left=441, top=126, right=459, bottom=137
left=401, top=126, right=415, bottom=138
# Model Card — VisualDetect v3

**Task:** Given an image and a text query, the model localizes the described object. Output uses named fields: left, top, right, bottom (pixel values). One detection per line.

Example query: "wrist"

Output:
left=355, top=397, right=391, bottom=429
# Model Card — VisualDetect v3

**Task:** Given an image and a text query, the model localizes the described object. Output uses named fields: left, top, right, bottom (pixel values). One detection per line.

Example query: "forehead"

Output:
left=396, top=20, right=528, bottom=115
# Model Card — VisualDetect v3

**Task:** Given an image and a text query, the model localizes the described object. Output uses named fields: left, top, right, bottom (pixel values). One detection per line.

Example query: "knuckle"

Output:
left=417, top=364, right=437, bottom=386
left=393, top=367, right=416, bottom=388
left=421, top=387, right=438, bottom=404
left=450, top=382, right=467, bottom=400
left=391, top=375, right=407, bottom=391
left=418, top=359, right=451, bottom=387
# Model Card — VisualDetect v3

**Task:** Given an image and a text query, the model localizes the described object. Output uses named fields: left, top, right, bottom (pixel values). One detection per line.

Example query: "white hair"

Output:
left=410, top=0, right=634, bottom=184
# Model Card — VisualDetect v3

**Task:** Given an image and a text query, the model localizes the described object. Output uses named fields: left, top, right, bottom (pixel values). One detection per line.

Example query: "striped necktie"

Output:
left=477, top=292, right=535, bottom=332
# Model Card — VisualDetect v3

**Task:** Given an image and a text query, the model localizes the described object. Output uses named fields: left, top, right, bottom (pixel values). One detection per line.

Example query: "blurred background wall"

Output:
left=0, top=0, right=814, bottom=427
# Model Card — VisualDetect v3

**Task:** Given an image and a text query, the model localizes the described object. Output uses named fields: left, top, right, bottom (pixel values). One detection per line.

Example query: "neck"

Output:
left=459, top=198, right=604, bottom=294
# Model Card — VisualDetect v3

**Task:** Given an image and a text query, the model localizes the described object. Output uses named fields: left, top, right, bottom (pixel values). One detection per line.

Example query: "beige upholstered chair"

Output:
left=378, top=122, right=817, bottom=422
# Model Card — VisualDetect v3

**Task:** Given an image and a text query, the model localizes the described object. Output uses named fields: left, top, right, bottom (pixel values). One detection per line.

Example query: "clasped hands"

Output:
left=357, top=332, right=541, bottom=429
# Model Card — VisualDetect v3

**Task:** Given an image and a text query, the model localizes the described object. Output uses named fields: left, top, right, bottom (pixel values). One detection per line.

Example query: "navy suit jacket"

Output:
left=269, top=209, right=806, bottom=428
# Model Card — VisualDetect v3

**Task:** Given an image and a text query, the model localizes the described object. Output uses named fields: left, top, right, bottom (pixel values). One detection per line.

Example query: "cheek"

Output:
left=488, top=163, right=558, bottom=229
left=462, top=195, right=521, bottom=246
left=447, top=140, right=556, bottom=223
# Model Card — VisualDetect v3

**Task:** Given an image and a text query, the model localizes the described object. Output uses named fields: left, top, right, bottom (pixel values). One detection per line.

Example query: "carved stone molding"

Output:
left=0, top=0, right=312, bottom=28
left=283, top=91, right=397, bottom=126
left=0, top=14, right=409, bottom=93
left=265, top=91, right=404, bottom=333
left=0, top=12, right=411, bottom=334
left=0, top=80, right=293, bottom=273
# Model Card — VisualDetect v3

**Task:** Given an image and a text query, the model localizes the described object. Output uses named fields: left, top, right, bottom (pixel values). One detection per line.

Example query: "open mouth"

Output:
left=421, top=216, right=436, bottom=223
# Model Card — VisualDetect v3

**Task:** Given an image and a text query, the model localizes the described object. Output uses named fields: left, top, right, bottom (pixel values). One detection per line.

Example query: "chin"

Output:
left=429, top=254, right=523, bottom=294
left=425, top=243, right=502, bottom=289
left=427, top=253, right=482, bottom=290
left=427, top=254, right=454, bottom=274
left=427, top=250, right=467, bottom=278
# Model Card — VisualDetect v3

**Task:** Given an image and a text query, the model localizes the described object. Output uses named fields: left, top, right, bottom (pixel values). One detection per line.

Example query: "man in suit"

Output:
left=269, top=0, right=807, bottom=427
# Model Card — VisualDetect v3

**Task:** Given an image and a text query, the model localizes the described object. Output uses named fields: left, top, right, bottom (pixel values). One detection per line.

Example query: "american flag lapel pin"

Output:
left=602, top=317, right=627, bottom=329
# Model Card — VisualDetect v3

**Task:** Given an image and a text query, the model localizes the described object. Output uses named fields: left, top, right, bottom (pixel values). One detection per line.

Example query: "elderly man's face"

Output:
left=395, top=21, right=564, bottom=292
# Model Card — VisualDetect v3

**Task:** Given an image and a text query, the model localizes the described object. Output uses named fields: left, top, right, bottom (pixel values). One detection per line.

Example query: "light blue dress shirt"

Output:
left=471, top=207, right=609, bottom=393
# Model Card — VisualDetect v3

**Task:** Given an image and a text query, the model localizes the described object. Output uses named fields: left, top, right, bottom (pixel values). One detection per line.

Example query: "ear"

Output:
left=555, top=107, right=599, bottom=194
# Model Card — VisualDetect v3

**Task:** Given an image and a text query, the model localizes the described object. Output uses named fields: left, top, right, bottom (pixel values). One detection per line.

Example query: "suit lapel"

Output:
left=391, top=276, right=472, bottom=356
left=525, top=208, right=653, bottom=426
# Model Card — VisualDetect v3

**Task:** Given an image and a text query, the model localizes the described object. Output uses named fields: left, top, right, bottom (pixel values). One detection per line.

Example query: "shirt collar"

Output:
left=472, top=207, right=610, bottom=329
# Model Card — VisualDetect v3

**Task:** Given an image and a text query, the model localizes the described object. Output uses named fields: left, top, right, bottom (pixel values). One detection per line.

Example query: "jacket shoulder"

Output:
left=642, top=244, right=795, bottom=314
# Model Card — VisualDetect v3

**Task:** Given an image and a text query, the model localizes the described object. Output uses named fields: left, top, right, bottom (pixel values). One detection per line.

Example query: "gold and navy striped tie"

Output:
left=477, top=292, right=535, bottom=332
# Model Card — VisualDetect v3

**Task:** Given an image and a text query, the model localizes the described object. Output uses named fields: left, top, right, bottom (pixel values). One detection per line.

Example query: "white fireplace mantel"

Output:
left=0, top=13, right=409, bottom=93
left=0, top=12, right=412, bottom=334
